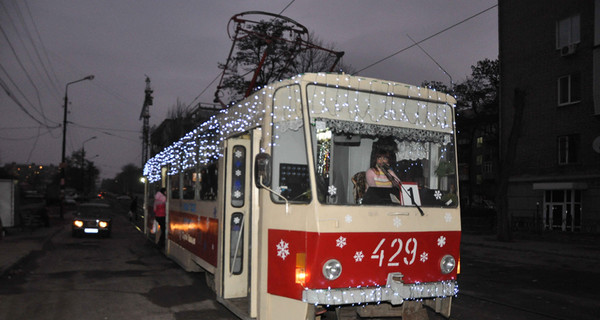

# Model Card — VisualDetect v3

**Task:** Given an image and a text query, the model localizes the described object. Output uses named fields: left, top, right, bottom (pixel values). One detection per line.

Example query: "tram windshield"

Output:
left=307, top=85, right=458, bottom=207
left=268, top=82, right=458, bottom=207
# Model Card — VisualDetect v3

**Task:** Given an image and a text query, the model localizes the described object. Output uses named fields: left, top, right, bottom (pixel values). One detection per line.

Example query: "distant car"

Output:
left=72, top=202, right=112, bottom=237
left=116, top=195, right=131, bottom=201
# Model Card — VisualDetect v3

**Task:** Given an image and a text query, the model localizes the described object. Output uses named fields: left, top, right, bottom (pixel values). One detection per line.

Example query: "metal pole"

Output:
left=60, top=75, right=94, bottom=219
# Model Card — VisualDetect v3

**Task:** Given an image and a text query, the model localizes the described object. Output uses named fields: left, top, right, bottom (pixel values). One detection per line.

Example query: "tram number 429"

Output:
left=371, top=238, right=417, bottom=267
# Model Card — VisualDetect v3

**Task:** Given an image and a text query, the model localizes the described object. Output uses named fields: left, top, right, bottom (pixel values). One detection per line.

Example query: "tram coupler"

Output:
left=386, top=272, right=407, bottom=305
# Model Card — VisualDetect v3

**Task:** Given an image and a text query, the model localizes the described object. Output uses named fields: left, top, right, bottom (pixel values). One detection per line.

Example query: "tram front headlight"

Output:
left=322, top=259, right=342, bottom=280
left=440, top=255, right=456, bottom=274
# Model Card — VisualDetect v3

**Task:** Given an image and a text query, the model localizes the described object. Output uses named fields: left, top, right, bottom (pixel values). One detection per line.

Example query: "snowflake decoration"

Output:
left=434, top=190, right=442, bottom=200
left=420, top=252, right=429, bottom=262
left=276, top=240, right=290, bottom=260
left=235, top=169, right=242, bottom=176
left=444, top=212, right=452, bottom=223
left=234, top=150, right=243, bottom=158
left=336, top=236, right=347, bottom=248
left=345, top=215, right=353, bottom=223
left=328, top=185, right=337, bottom=196
left=233, top=190, right=242, bottom=198
left=393, top=216, right=402, bottom=228
left=233, top=216, right=241, bottom=225
left=437, top=236, right=446, bottom=247
left=354, top=251, right=364, bottom=262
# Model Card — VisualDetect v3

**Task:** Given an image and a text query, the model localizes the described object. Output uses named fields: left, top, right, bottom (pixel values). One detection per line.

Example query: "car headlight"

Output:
left=98, top=221, right=109, bottom=228
left=73, top=220, right=83, bottom=228
left=440, top=255, right=456, bottom=274
left=322, top=259, right=342, bottom=280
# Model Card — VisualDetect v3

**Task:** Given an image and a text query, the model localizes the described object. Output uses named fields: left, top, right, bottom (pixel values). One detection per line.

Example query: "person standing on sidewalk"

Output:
left=129, top=196, right=138, bottom=221
left=153, top=188, right=167, bottom=246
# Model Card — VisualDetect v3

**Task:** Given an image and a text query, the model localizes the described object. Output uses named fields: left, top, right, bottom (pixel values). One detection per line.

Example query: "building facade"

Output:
left=499, top=0, right=600, bottom=232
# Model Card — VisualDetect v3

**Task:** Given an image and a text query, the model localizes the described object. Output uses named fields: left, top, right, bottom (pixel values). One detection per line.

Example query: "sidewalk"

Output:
left=0, top=206, right=72, bottom=277
left=461, top=231, right=600, bottom=273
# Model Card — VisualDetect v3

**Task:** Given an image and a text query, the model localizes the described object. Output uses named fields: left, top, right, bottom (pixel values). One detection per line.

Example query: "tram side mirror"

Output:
left=254, top=152, right=272, bottom=188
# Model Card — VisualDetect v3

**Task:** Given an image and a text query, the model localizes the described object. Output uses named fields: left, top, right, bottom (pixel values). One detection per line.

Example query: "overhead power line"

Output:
left=22, top=0, right=62, bottom=96
left=355, top=4, right=498, bottom=74
left=279, top=0, right=296, bottom=15
left=0, top=24, right=53, bottom=126
left=0, top=75, right=58, bottom=128
left=4, top=0, right=62, bottom=99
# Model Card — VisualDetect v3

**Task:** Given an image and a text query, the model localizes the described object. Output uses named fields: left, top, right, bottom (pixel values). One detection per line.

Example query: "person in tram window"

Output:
left=365, top=150, right=400, bottom=189
left=363, top=150, right=402, bottom=205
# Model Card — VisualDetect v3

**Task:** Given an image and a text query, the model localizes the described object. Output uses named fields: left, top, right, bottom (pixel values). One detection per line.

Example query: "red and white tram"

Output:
left=142, top=72, right=460, bottom=319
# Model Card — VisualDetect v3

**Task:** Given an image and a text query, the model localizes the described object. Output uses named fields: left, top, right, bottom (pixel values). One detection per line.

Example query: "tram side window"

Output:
left=182, top=168, right=196, bottom=200
left=271, top=126, right=311, bottom=203
left=199, top=162, right=218, bottom=200
left=150, top=182, right=161, bottom=202
left=270, top=87, right=311, bottom=204
left=170, top=173, right=180, bottom=199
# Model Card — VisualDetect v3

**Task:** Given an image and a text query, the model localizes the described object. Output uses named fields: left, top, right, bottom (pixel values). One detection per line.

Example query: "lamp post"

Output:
left=60, top=75, right=94, bottom=219
left=80, top=136, right=97, bottom=194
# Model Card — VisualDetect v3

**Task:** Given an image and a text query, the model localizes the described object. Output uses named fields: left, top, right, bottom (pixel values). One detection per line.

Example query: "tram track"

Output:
left=450, top=291, right=571, bottom=320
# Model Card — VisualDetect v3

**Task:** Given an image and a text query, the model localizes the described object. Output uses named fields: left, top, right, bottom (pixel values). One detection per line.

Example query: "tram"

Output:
left=142, top=72, right=460, bottom=319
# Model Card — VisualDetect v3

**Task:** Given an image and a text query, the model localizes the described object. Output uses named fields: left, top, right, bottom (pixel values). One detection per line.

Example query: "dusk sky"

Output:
left=1, top=0, right=498, bottom=179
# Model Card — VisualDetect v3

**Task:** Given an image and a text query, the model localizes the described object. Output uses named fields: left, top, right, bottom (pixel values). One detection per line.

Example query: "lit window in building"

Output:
left=476, top=136, right=483, bottom=147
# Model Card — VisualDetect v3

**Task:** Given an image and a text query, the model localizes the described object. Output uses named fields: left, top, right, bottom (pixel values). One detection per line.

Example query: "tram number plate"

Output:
left=371, top=238, right=417, bottom=267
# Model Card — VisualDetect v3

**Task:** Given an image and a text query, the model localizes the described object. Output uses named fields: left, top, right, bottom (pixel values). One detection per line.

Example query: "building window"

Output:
left=558, top=73, right=581, bottom=105
left=544, top=189, right=581, bottom=231
left=476, top=136, right=484, bottom=148
left=557, top=134, right=579, bottom=165
left=482, top=161, right=493, bottom=174
left=556, top=14, right=580, bottom=48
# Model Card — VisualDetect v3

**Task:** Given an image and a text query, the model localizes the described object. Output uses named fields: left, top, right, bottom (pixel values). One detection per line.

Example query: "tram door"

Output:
left=221, top=136, right=252, bottom=300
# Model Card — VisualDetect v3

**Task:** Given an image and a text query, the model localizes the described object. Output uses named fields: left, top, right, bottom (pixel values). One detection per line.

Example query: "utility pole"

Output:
left=140, top=76, right=153, bottom=168
left=60, top=75, right=94, bottom=219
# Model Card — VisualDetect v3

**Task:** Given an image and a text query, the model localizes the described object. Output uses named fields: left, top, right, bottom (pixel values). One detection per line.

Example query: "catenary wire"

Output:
left=23, top=0, right=61, bottom=95
left=0, top=24, right=52, bottom=126
left=6, top=0, right=62, bottom=99
left=355, top=4, right=498, bottom=74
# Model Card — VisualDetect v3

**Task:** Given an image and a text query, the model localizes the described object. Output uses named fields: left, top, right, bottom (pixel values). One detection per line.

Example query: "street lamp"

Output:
left=60, top=75, right=94, bottom=219
left=80, top=136, right=97, bottom=193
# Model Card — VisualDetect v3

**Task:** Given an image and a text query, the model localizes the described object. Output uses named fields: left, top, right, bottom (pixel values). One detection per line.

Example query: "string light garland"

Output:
left=144, top=73, right=456, bottom=183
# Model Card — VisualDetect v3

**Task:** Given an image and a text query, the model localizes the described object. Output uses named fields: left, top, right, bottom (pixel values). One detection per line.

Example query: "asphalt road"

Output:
left=0, top=200, right=238, bottom=320
left=1, top=199, right=598, bottom=320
